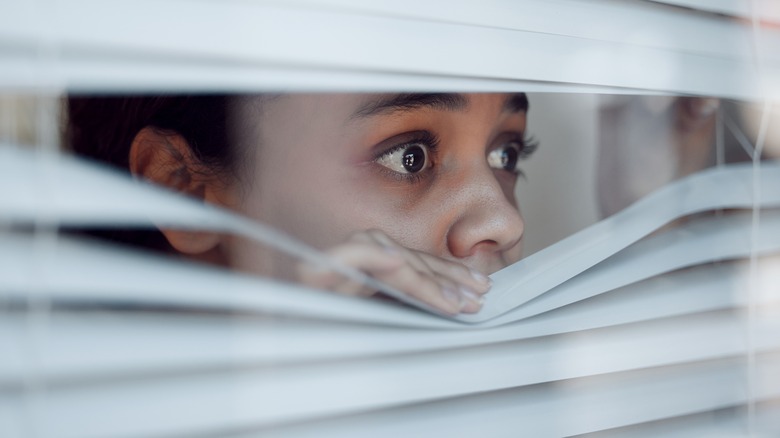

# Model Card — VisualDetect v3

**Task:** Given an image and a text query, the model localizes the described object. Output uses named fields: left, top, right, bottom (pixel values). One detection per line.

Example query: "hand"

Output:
left=297, top=229, right=491, bottom=315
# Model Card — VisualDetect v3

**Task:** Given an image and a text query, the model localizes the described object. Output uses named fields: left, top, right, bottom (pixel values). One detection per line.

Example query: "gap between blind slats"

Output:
left=486, top=209, right=780, bottom=324
left=483, top=163, right=780, bottom=323
left=2, top=147, right=780, bottom=324
left=2, top=206, right=780, bottom=332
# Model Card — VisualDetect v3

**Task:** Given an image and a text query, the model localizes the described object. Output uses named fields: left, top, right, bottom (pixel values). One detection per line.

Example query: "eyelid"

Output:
left=371, top=130, right=439, bottom=183
left=487, top=132, right=539, bottom=178
left=490, top=132, right=539, bottom=159
left=371, top=130, right=440, bottom=161
left=518, top=134, right=539, bottom=159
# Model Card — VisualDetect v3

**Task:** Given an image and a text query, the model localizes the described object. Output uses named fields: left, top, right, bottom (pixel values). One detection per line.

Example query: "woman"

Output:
left=67, top=93, right=536, bottom=315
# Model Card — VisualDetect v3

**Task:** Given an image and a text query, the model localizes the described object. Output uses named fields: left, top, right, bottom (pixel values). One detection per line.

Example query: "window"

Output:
left=2, top=1, right=779, bottom=436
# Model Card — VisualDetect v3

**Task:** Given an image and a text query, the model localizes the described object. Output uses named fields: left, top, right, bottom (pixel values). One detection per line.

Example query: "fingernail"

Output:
left=470, top=269, right=491, bottom=284
left=442, top=286, right=464, bottom=311
left=459, top=286, right=485, bottom=307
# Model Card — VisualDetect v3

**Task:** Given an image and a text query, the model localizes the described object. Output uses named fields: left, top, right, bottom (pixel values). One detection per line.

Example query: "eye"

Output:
left=488, top=140, right=522, bottom=173
left=487, top=135, right=538, bottom=174
left=376, top=142, right=432, bottom=174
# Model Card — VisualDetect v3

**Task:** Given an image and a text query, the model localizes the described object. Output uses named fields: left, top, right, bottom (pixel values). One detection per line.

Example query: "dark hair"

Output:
left=66, top=95, right=238, bottom=252
left=67, top=95, right=236, bottom=172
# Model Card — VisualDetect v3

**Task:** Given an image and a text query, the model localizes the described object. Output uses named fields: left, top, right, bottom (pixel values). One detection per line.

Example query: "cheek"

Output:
left=359, top=205, right=441, bottom=251
left=237, top=139, right=404, bottom=251
left=247, top=164, right=349, bottom=245
left=228, top=164, right=364, bottom=279
left=248, top=164, right=443, bottom=256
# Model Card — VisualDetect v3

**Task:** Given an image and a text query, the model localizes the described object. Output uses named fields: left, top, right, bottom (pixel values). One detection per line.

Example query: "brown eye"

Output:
left=376, top=143, right=432, bottom=174
left=488, top=141, right=522, bottom=173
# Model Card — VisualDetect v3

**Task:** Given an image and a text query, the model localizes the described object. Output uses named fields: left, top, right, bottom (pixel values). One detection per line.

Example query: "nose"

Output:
left=445, top=167, right=525, bottom=265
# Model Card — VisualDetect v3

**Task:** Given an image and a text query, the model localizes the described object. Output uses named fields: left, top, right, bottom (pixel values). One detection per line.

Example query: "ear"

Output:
left=129, top=126, right=235, bottom=258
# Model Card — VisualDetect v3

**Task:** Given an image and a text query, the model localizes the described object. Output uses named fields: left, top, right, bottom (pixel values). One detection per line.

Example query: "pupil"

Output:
left=502, top=147, right=518, bottom=171
left=402, top=145, right=425, bottom=173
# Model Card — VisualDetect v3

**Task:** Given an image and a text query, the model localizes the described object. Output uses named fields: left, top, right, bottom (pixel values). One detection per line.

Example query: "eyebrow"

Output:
left=351, top=92, right=528, bottom=119
left=351, top=93, right=468, bottom=119
left=504, top=92, right=529, bottom=112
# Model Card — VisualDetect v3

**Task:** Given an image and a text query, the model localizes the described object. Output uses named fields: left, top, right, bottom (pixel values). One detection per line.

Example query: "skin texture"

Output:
left=130, top=93, right=530, bottom=315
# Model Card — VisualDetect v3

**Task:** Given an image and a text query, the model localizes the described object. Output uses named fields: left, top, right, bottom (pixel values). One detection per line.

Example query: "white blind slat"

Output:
left=3, top=260, right=773, bottom=376
left=488, top=209, right=780, bottom=324
left=253, top=355, right=780, bottom=438
left=3, top=1, right=779, bottom=435
left=9, top=354, right=772, bottom=438
left=1, top=0, right=779, bottom=97
left=3, top=305, right=779, bottom=390
left=279, top=0, right=773, bottom=60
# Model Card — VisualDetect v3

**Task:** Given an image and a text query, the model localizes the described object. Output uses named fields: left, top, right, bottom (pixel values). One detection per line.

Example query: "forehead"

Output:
left=257, top=92, right=527, bottom=121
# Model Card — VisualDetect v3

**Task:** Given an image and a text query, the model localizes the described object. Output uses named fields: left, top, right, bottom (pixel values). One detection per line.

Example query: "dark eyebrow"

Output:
left=503, top=93, right=529, bottom=113
left=351, top=93, right=469, bottom=119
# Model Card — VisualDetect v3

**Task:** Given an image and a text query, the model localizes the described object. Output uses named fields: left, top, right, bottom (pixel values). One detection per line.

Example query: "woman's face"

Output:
left=228, top=93, right=529, bottom=279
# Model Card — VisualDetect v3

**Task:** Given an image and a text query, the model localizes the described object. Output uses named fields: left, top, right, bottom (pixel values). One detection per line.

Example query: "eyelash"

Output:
left=374, top=131, right=440, bottom=184
left=517, top=135, right=539, bottom=160
left=505, top=134, right=539, bottom=178
left=373, top=131, right=539, bottom=182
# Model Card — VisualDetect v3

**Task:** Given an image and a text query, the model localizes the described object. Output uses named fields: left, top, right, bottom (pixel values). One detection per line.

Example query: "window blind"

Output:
left=1, top=151, right=779, bottom=435
left=1, top=0, right=779, bottom=98
left=2, top=0, right=780, bottom=437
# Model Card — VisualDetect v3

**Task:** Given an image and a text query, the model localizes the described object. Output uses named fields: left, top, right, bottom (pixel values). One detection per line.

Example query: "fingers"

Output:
left=370, top=259, right=470, bottom=315
left=417, top=252, right=492, bottom=296
left=363, top=229, right=491, bottom=305
left=358, top=229, right=489, bottom=314
left=297, top=239, right=405, bottom=296
left=296, top=230, right=492, bottom=315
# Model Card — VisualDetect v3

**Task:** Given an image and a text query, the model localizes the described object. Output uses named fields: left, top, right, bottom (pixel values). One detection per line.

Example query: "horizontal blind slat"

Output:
left=278, top=0, right=773, bottom=60
left=255, top=354, right=780, bottom=437
left=5, top=354, right=776, bottom=438
left=1, top=0, right=779, bottom=97
left=489, top=209, right=780, bottom=324
left=2, top=260, right=774, bottom=375
left=3, top=306, right=779, bottom=389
